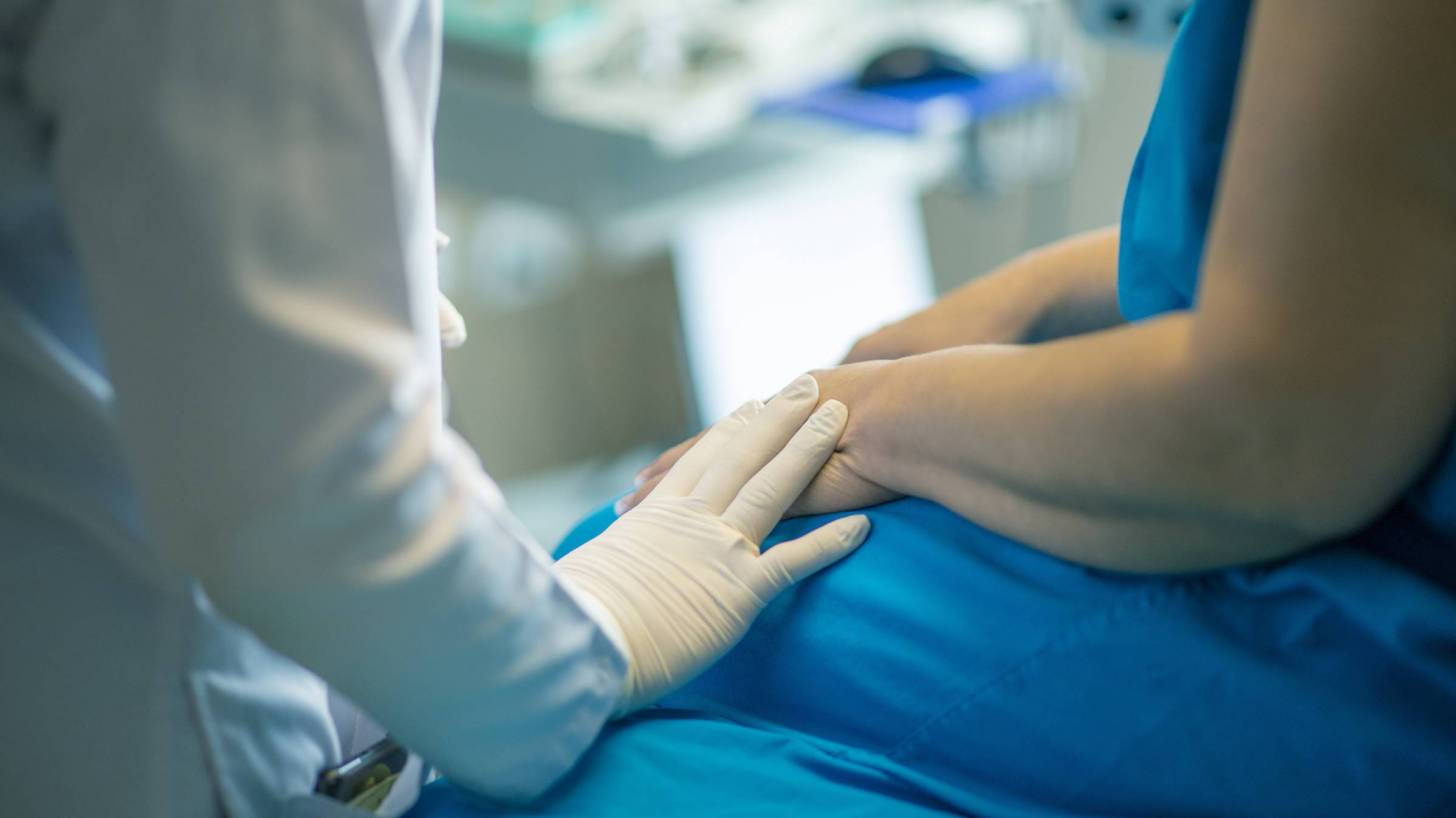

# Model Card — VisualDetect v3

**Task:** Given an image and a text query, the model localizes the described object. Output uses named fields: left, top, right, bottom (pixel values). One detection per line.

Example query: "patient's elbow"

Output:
left=1273, top=473, right=1405, bottom=546
left=1182, top=353, right=1448, bottom=549
left=1220, top=427, right=1418, bottom=550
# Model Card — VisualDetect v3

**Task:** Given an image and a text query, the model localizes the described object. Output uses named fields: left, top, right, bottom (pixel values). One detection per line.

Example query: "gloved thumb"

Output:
left=756, top=515, right=870, bottom=597
left=438, top=292, right=468, bottom=348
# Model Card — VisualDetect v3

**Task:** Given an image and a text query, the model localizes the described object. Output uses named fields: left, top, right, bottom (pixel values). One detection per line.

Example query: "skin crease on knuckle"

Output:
left=738, top=480, right=782, bottom=516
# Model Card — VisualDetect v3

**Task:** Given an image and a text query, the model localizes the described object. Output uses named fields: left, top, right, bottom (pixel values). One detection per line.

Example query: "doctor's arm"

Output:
left=29, top=0, right=624, bottom=800
left=806, top=1, right=1456, bottom=572
left=26, top=0, right=862, bottom=801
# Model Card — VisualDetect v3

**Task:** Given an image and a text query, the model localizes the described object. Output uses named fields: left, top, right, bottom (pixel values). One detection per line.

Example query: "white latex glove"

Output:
left=437, top=292, right=467, bottom=349
left=436, top=230, right=468, bottom=348
left=556, top=373, right=872, bottom=714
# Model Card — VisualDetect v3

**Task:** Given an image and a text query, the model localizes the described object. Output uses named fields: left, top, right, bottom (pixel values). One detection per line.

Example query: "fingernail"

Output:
left=846, top=515, right=872, bottom=547
left=732, top=399, right=764, bottom=420
left=777, top=373, right=817, bottom=402
left=633, top=472, right=648, bottom=487
left=613, top=498, right=629, bottom=516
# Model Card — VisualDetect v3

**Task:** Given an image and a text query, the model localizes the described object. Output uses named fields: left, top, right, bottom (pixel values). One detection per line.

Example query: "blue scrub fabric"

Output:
left=412, top=1, right=1456, bottom=814
left=412, top=500, right=1456, bottom=817
left=1116, top=0, right=1251, bottom=323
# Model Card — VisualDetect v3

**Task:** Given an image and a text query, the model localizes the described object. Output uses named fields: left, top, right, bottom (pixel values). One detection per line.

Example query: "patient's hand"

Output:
left=786, top=363, right=902, bottom=515
left=843, top=280, right=1025, bottom=364
left=623, top=363, right=901, bottom=517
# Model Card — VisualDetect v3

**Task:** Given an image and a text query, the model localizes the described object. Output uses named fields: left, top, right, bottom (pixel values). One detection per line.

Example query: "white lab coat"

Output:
left=0, top=2, right=625, bottom=816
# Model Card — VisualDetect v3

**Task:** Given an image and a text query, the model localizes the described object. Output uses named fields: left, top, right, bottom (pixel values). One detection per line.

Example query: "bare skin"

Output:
left=630, top=2, right=1456, bottom=573
left=626, top=228, right=1126, bottom=511
left=843, top=225, right=1125, bottom=362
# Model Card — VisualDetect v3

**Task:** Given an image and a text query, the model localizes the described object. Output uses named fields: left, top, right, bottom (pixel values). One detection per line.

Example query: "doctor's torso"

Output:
left=0, top=2, right=444, bottom=815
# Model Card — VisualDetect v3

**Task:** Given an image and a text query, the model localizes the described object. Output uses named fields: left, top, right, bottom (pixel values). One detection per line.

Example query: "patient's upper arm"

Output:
left=1186, top=1, right=1456, bottom=540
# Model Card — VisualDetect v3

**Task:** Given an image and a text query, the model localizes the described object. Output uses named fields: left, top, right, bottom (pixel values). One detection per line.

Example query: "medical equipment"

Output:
left=314, top=737, right=410, bottom=807
left=1068, top=0, right=1188, bottom=47
left=443, top=0, right=1070, bottom=154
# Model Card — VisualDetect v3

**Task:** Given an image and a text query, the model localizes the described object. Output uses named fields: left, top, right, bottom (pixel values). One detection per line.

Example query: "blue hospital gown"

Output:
left=412, top=2, right=1456, bottom=815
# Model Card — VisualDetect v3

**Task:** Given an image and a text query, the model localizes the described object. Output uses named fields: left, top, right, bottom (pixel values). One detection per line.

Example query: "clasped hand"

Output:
left=556, top=374, right=872, bottom=713
left=619, top=362, right=900, bottom=519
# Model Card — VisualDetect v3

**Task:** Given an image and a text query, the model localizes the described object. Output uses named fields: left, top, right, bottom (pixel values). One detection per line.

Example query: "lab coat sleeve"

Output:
left=24, top=0, right=624, bottom=801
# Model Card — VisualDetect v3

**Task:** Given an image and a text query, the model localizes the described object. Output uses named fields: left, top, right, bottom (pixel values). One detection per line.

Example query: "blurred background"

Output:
left=434, top=0, right=1170, bottom=545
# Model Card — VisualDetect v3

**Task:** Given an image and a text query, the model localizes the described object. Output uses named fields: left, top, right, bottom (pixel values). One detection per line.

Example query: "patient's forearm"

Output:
left=853, top=316, right=1342, bottom=573
left=843, top=228, right=1124, bottom=365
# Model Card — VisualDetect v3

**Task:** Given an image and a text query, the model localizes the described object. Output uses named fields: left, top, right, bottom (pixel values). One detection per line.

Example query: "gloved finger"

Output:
left=438, top=292, right=468, bottom=348
left=614, top=470, right=662, bottom=515
left=721, top=400, right=847, bottom=542
left=649, top=400, right=764, bottom=500
left=752, top=515, right=870, bottom=598
left=691, top=374, right=820, bottom=512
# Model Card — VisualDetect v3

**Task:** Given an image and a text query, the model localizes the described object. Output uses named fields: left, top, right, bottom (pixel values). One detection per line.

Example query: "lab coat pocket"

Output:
left=182, top=590, right=339, bottom=818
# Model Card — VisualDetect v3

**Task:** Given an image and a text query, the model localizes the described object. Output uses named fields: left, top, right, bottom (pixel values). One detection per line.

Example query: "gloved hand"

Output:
left=617, top=363, right=901, bottom=518
left=436, top=230, right=468, bottom=348
left=555, top=374, right=871, bottom=714
left=437, top=291, right=467, bottom=349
